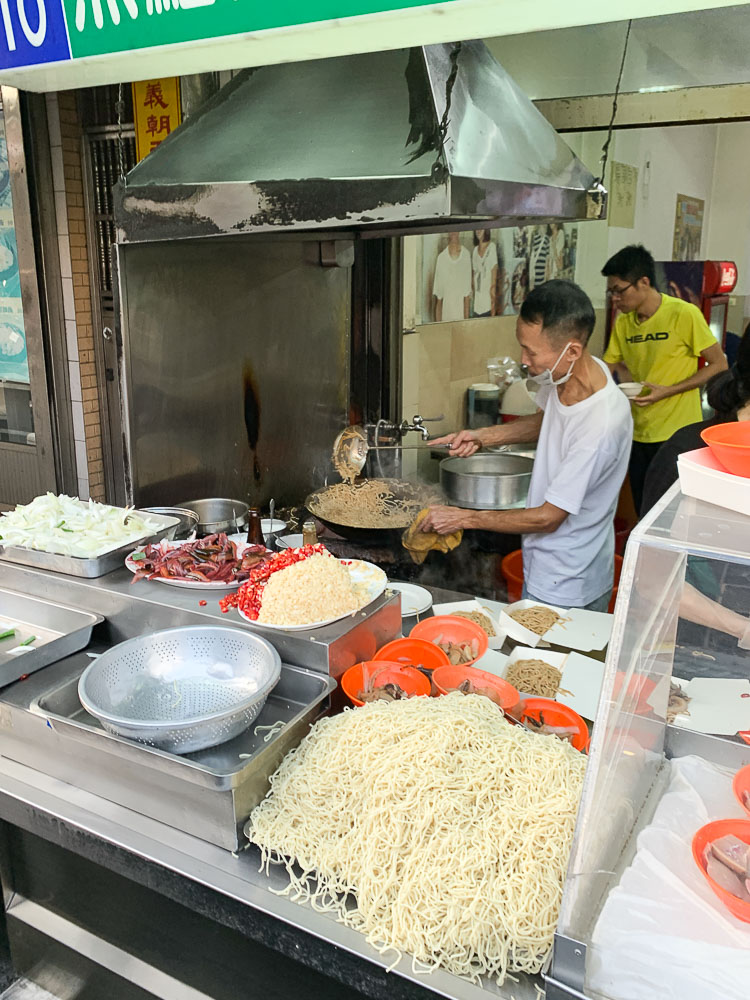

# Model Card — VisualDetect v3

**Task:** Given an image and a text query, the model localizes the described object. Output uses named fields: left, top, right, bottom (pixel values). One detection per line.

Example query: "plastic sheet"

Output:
left=588, top=755, right=750, bottom=1000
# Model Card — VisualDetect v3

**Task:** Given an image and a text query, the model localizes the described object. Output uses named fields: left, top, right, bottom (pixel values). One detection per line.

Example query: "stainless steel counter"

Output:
left=0, top=751, right=541, bottom=1000
left=0, top=560, right=400, bottom=680
left=0, top=563, right=543, bottom=999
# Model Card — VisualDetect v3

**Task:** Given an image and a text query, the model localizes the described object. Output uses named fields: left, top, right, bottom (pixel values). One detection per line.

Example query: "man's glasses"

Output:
left=606, top=281, right=635, bottom=298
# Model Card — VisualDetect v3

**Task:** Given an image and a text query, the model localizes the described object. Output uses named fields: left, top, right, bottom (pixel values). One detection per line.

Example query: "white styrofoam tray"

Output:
left=431, top=599, right=507, bottom=649
left=647, top=671, right=750, bottom=735
left=502, top=645, right=606, bottom=721
left=499, top=599, right=613, bottom=652
left=470, top=648, right=509, bottom=677
left=678, top=446, right=750, bottom=515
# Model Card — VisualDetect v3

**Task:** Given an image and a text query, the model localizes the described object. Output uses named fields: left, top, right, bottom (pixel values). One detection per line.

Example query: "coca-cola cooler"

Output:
left=606, top=259, right=738, bottom=348
left=654, top=259, right=738, bottom=347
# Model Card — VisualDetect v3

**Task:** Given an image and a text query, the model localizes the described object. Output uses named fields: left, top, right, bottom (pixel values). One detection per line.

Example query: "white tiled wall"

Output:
left=46, top=93, right=89, bottom=501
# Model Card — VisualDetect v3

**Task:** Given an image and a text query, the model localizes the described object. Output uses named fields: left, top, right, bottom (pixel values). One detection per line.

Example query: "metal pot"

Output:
left=141, top=506, right=200, bottom=540
left=440, top=454, right=533, bottom=510
left=177, top=498, right=249, bottom=536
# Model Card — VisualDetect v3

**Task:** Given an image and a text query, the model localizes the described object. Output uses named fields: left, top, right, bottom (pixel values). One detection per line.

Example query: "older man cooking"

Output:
left=424, top=279, right=632, bottom=612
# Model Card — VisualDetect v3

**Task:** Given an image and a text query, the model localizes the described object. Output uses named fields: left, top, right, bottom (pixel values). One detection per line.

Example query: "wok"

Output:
left=305, top=479, right=441, bottom=546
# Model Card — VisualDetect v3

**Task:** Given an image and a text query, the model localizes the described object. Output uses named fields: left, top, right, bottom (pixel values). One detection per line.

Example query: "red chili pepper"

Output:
left=199, top=600, right=207, bottom=606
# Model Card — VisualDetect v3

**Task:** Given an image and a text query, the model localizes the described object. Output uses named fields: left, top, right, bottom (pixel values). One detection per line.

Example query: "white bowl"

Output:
left=619, top=382, right=644, bottom=399
left=261, top=518, right=287, bottom=535
left=276, top=533, right=304, bottom=549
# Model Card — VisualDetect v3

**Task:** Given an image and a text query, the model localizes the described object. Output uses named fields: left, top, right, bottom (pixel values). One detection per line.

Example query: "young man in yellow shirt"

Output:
left=601, top=245, right=727, bottom=514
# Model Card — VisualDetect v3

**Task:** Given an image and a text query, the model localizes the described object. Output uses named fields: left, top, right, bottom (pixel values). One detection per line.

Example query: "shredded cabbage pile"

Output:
left=0, top=493, right=158, bottom=558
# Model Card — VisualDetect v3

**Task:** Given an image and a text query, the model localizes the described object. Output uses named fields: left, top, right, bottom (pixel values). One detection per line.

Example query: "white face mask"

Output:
left=527, top=341, right=575, bottom=387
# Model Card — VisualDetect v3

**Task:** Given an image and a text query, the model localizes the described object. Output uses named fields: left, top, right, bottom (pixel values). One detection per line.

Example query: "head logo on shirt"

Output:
left=625, top=331, right=669, bottom=344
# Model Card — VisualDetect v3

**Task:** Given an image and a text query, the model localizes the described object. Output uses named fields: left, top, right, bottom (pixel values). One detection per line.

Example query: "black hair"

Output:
left=473, top=229, right=491, bottom=245
left=519, top=279, right=595, bottom=345
left=706, top=321, right=750, bottom=417
left=601, top=244, right=657, bottom=288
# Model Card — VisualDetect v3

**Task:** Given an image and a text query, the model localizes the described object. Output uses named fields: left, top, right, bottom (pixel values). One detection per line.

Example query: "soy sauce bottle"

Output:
left=246, top=507, right=266, bottom=546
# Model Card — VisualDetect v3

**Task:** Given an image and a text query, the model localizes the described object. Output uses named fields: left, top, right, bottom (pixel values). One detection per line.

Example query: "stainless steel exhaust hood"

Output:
left=115, top=40, right=605, bottom=244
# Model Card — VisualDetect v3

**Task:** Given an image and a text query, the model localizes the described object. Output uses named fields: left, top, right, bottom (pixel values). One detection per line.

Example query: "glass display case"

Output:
left=548, top=482, right=750, bottom=1000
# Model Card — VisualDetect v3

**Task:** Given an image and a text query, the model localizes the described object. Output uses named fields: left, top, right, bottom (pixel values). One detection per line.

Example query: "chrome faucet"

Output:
left=398, top=414, right=444, bottom=441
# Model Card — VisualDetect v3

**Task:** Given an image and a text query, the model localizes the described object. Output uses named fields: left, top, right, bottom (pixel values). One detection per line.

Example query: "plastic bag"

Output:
left=486, top=356, right=521, bottom=391
left=587, top=755, right=750, bottom=1000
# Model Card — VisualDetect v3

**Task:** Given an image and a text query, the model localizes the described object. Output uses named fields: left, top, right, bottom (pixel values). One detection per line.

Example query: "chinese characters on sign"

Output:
left=0, top=1, right=453, bottom=69
left=132, top=77, right=182, bottom=162
left=608, top=161, right=638, bottom=230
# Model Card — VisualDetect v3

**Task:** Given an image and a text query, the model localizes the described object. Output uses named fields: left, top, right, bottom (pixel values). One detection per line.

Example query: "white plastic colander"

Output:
left=78, top=626, right=281, bottom=754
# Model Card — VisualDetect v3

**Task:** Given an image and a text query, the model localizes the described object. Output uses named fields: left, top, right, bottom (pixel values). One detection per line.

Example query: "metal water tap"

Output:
left=398, top=414, right=444, bottom=440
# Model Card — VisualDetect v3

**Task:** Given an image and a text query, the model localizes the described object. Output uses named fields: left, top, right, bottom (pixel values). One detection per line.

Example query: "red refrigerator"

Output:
left=654, top=259, right=738, bottom=347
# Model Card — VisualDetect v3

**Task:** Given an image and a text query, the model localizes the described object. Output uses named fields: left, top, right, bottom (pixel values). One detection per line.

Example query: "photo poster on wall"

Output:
left=0, top=114, right=28, bottom=384
left=419, top=224, right=579, bottom=325
left=673, top=194, right=704, bottom=262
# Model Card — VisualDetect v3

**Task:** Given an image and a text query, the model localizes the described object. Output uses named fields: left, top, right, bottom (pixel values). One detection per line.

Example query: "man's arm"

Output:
left=679, top=582, right=749, bottom=639
left=463, top=295, right=470, bottom=320
left=606, top=361, right=632, bottom=383
left=430, top=411, right=543, bottom=457
left=634, top=342, right=727, bottom=407
left=421, top=500, right=568, bottom=535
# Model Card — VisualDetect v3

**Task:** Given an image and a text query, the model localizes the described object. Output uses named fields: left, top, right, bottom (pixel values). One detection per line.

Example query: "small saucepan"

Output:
left=178, top=498, right=249, bottom=536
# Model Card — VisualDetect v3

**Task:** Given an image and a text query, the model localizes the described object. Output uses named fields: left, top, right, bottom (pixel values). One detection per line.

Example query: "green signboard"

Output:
left=0, top=0, right=454, bottom=68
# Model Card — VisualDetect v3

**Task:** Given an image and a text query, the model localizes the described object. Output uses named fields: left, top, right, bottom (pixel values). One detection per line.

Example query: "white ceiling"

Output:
left=485, top=5, right=750, bottom=99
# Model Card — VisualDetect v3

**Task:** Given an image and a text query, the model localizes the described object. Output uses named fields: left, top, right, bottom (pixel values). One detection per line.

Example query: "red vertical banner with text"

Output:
left=132, top=78, right=182, bottom=163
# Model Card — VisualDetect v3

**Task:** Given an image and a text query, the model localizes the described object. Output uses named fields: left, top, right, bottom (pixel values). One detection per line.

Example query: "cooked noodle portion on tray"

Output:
left=509, top=605, right=566, bottom=636
left=306, top=479, right=439, bottom=530
left=506, top=658, right=563, bottom=699
left=247, top=693, right=586, bottom=986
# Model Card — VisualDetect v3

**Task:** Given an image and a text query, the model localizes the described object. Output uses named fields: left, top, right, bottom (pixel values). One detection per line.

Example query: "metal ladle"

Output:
left=332, top=424, right=452, bottom=479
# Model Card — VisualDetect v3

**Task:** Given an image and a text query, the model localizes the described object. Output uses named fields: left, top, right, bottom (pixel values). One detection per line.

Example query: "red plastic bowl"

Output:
left=692, top=819, right=750, bottom=922
left=733, top=763, right=750, bottom=818
left=432, top=664, right=520, bottom=710
left=341, top=660, right=431, bottom=708
left=373, top=637, right=449, bottom=671
left=410, top=615, right=489, bottom=666
left=701, top=422, right=750, bottom=477
left=520, top=697, right=590, bottom=752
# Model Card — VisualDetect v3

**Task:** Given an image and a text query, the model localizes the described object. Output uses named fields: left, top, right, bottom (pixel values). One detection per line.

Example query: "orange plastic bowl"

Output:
left=373, top=637, right=449, bottom=671
left=701, top=422, right=750, bottom=477
left=520, top=697, right=590, bottom=752
left=732, top=763, right=750, bottom=818
left=692, top=819, right=750, bottom=923
left=341, top=660, right=431, bottom=708
left=410, top=615, right=489, bottom=666
left=432, top=664, right=520, bottom=710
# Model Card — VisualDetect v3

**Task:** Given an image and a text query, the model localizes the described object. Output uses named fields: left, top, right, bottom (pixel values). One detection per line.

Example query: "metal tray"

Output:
left=27, top=660, right=335, bottom=849
left=0, top=508, right=180, bottom=578
left=0, top=589, right=102, bottom=687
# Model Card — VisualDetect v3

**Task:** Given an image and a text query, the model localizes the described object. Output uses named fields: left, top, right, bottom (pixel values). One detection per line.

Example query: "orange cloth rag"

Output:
left=402, top=509, right=463, bottom=565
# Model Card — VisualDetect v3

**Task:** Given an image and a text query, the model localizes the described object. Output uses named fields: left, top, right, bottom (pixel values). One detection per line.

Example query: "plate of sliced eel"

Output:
left=126, top=534, right=273, bottom=590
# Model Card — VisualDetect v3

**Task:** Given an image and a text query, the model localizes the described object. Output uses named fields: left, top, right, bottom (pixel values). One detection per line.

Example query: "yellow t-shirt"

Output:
left=603, top=294, right=717, bottom=443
